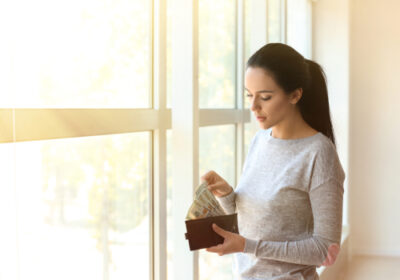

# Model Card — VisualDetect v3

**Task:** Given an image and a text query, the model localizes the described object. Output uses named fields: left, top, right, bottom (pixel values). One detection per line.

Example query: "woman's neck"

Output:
left=271, top=110, right=317, bottom=139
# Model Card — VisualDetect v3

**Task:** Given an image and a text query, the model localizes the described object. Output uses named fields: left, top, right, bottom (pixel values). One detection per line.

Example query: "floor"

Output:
left=343, top=255, right=400, bottom=280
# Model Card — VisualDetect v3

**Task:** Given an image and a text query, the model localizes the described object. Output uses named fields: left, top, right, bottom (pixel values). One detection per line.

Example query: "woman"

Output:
left=201, top=43, right=345, bottom=280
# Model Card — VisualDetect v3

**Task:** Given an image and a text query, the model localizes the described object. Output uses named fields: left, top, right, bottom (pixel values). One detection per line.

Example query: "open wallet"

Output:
left=184, top=212, right=239, bottom=251
left=184, top=181, right=240, bottom=251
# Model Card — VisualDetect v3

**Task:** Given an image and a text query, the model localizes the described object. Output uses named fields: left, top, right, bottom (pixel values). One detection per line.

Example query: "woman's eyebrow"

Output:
left=244, top=88, right=274, bottom=93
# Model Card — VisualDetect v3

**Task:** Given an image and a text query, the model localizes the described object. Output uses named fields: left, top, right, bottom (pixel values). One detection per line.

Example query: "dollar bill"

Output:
left=186, top=181, right=226, bottom=220
left=194, top=181, right=226, bottom=215
left=197, top=194, right=225, bottom=216
left=186, top=200, right=214, bottom=220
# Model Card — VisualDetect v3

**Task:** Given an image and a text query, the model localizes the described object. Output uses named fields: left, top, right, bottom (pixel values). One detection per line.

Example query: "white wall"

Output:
left=313, top=0, right=400, bottom=259
left=349, top=0, right=400, bottom=256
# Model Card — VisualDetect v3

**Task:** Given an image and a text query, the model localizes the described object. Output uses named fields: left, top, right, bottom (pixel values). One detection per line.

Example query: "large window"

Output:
left=0, top=0, right=314, bottom=279
left=287, top=0, right=312, bottom=58
left=199, top=125, right=236, bottom=280
left=1, top=0, right=151, bottom=108
left=198, top=0, right=236, bottom=108
left=16, top=133, right=150, bottom=279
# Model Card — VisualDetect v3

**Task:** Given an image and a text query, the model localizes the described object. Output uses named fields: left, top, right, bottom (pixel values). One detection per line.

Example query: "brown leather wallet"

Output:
left=184, top=213, right=239, bottom=251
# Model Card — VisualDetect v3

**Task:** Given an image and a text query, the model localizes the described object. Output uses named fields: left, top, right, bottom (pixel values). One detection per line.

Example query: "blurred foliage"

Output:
left=198, top=0, right=236, bottom=108
left=198, top=124, right=235, bottom=280
left=41, top=132, right=149, bottom=270
left=9, top=0, right=151, bottom=107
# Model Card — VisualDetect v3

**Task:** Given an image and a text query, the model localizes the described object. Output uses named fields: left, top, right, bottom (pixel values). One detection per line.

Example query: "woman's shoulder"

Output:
left=310, top=132, right=337, bottom=155
left=309, top=132, right=346, bottom=187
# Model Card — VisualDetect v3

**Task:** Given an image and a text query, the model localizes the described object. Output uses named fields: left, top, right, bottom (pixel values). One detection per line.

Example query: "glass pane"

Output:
left=244, top=87, right=250, bottom=109
left=199, top=125, right=235, bottom=280
left=14, top=132, right=151, bottom=279
left=244, top=121, right=260, bottom=161
left=166, top=129, right=174, bottom=280
left=244, top=0, right=253, bottom=61
left=166, top=0, right=173, bottom=109
left=199, top=0, right=236, bottom=108
left=287, top=0, right=310, bottom=58
left=0, top=143, right=18, bottom=279
left=0, top=0, right=151, bottom=108
left=268, top=0, right=282, bottom=43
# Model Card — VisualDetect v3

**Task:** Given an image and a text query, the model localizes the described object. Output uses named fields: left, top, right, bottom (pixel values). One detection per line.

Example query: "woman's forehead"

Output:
left=245, top=67, right=279, bottom=90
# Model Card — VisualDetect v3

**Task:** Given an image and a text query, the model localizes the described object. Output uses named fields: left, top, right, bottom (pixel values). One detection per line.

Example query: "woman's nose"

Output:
left=250, top=98, right=260, bottom=112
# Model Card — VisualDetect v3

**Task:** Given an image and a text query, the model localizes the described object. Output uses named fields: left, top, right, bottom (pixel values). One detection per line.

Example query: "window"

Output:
left=199, top=125, right=236, bottom=280
left=0, top=0, right=151, bottom=108
left=268, top=0, right=284, bottom=43
left=0, top=0, right=313, bottom=279
left=287, top=0, right=312, bottom=59
left=15, top=133, right=150, bottom=279
left=199, top=0, right=236, bottom=108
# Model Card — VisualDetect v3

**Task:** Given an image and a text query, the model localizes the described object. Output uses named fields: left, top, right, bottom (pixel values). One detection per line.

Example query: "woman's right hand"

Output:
left=200, top=170, right=233, bottom=198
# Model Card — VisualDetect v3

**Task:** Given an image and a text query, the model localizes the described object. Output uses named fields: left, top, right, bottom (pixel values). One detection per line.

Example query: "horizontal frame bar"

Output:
left=0, top=108, right=251, bottom=143
left=0, top=109, right=13, bottom=142
left=200, top=109, right=250, bottom=126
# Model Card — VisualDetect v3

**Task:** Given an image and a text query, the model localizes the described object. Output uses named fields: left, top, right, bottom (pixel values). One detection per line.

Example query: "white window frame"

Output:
left=0, top=0, right=320, bottom=279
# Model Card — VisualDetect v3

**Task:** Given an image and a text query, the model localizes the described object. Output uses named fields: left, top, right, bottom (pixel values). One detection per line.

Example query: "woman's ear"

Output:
left=289, top=88, right=303, bottom=105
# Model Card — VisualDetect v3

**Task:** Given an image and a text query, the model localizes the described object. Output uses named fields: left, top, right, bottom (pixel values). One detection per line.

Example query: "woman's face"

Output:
left=244, top=66, right=299, bottom=130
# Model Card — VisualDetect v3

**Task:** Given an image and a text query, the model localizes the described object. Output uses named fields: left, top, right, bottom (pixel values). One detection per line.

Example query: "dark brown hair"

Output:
left=246, top=43, right=336, bottom=146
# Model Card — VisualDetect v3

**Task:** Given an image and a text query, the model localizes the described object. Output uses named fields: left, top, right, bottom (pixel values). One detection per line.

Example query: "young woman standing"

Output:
left=201, top=43, right=345, bottom=280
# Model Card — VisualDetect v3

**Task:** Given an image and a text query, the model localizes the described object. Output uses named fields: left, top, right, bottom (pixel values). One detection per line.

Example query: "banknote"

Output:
left=186, top=181, right=226, bottom=220
left=197, top=195, right=225, bottom=216
left=186, top=200, right=214, bottom=220
left=194, top=181, right=226, bottom=215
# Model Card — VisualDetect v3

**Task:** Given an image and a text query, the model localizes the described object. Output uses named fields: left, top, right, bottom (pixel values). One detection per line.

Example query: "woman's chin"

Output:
left=258, top=122, right=268, bottom=129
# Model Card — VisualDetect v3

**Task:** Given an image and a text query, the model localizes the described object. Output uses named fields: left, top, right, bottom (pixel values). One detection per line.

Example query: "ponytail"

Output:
left=299, top=59, right=335, bottom=146
left=246, top=43, right=336, bottom=147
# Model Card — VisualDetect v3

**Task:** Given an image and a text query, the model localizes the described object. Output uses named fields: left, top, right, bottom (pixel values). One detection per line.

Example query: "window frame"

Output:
left=0, top=0, right=322, bottom=279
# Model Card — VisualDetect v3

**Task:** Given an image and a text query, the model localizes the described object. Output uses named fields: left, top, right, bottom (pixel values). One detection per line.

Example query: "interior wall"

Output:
left=313, top=0, right=400, bottom=258
left=348, top=0, right=400, bottom=256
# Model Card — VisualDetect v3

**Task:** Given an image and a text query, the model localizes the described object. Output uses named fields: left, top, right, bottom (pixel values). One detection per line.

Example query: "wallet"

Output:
left=184, top=213, right=239, bottom=251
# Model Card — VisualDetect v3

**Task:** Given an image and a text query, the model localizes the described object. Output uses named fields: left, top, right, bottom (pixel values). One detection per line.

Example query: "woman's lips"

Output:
left=257, top=116, right=266, bottom=121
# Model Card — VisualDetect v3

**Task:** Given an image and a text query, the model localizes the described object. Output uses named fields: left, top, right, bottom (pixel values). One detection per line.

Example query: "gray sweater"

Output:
left=216, top=127, right=345, bottom=280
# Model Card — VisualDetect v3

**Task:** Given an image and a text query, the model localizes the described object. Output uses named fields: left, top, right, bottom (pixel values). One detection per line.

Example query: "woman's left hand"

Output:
left=205, top=223, right=245, bottom=256
left=319, top=243, right=340, bottom=267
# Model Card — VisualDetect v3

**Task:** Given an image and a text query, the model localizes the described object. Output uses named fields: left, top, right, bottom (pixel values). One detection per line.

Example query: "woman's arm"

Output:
left=243, top=177, right=343, bottom=266
left=215, top=188, right=236, bottom=215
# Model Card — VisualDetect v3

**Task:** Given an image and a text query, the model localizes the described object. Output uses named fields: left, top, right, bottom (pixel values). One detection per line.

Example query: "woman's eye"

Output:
left=245, top=94, right=271, bottom=101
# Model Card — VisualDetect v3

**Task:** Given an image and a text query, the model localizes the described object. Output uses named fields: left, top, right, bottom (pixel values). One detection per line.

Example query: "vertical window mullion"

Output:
left=153, top=0, right=168, bottom=278
left=149, top=0, right=155, bottom=277
left=236, top=0, right=245, bottom=186
left=281, top=0, right=287, bottom=43
left=171, top=0, right=199, bottom=279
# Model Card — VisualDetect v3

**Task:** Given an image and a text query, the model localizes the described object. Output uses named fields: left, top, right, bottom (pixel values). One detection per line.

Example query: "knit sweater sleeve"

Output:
left=215, top=189, right=236, bottom=215
left=242, top=177, right=344, bottom=266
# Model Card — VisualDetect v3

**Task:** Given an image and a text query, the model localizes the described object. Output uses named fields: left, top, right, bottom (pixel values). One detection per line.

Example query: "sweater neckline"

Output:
left=265, top=128, right=322, bottom=145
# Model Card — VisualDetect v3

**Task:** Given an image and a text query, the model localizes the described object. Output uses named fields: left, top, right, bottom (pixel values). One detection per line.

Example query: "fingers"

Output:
left=322, top=243, right=340, bottom=266
left=212, top=223, right=229, bottom=238
left=207, top=181, right=224, bottom=191
left=201, top=170, right=222, bottom=185
left=201, top=170, right=215, bottom=183
left=205, top=243, right=223, bottom=254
